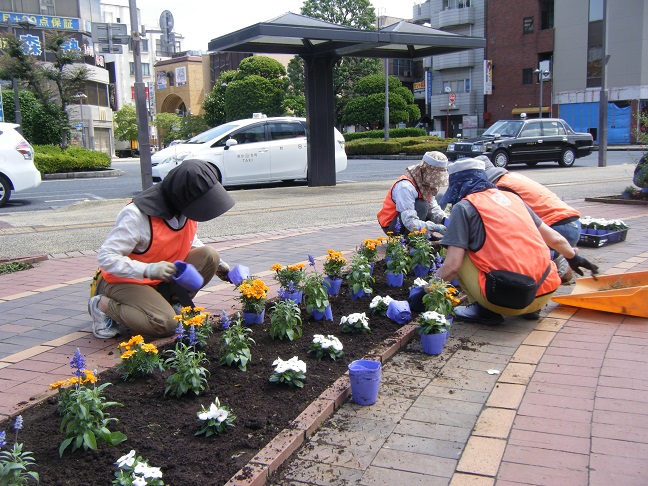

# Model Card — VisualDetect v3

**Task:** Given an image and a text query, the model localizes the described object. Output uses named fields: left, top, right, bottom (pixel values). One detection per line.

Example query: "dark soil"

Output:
left=2, top=261, right=422, bottom=486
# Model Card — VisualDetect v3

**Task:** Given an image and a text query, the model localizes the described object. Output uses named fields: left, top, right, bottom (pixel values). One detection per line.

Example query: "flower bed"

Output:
left=0, top=260, right=424, bottom=485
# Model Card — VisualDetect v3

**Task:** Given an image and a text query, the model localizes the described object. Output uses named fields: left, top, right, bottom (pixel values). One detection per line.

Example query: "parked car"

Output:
left=151, top=116, right=347, bottom=185
left=446, top=118, right=594, bottom=168
left=0, top=123, right=41, bottom=207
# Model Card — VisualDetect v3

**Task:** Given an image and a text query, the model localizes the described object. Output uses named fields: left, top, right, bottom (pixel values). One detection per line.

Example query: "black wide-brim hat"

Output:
left=133, top=159, right=235, bottom=221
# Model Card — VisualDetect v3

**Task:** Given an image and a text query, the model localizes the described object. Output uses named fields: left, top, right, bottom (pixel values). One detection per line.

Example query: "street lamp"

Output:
left=72, top=93, right=87, bottom=148
left=533, top=69, right=550, bottom=119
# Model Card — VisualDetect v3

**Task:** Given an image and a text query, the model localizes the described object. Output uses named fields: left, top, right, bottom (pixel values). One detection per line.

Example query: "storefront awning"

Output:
left=511, top=107, right=551, bottom=115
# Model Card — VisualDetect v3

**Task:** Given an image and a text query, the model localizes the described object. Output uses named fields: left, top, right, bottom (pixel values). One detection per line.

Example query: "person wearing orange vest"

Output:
left=437, top=158, right=598, bottom=324
left=88, top=160, right=236, bottom=339
left=377, top=151, right=449, bottom=235
left=478, top=155, right=582, bottom=282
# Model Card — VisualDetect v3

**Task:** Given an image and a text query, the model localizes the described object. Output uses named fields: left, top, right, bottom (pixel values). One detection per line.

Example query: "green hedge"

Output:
left=33, top=145, right=111, bottom=174
left=343, top=127, right=426, bottom=142
left=345, top=136, right=455, bottom=156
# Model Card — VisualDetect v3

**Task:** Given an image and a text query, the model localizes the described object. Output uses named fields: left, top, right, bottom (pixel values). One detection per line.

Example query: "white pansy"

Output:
left=273, top=356, right=306, bottom=374
left=421, top=310, right=446, bottom=324
left=134, top=462, right=163, bottom=479
left=132, top=476, right=147, bottom=486
left=116, top=449, right=136, bottom=468
left=198, top=402, right=219, bottom=421
left=413, top=277, right=428, bottom=287
left=216, top=409, right=229, bottom=423
left=369, top=295, right=393, bottom=308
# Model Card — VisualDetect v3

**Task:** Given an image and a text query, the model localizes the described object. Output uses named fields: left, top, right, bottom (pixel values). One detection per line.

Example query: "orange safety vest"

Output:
left=465, top=189, right=561, bottom=297
left=496, top=172, right=580, bottom=227
left=377, top=175, right=421, bottom=228
left=101, top=216, right=197, bottom=286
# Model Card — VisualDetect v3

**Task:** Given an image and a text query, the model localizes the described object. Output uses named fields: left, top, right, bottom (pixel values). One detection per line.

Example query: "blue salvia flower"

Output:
left=70, top=348, right=86, bottom=378
left=308, top=254, right=316, bottom=268
left=394, top=219, right=402, bottom=234
left=188, top=325, right=198, bottom=346
left=0, top=430, right=6, bottom=448
left=174, top=322, right=186, bottom=341
left=13, top=415, right=22, bottom=431
left=220, top=310, right=231, bottom=329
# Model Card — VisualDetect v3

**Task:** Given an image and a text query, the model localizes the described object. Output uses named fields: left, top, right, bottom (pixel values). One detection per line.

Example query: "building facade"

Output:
left=413, top=0, right=486, bottom=138
left=0, top=0, right=113, bottom=152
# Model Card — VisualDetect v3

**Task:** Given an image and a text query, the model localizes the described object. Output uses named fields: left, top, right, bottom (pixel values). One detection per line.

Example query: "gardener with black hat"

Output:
left=88, top=159, right=236, bottom=339
left=437, top=158, right=598, bottom=325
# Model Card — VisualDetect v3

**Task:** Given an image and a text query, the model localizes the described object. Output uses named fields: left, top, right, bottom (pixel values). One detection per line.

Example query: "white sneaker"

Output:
left=88, top=295, right=120, bottom=339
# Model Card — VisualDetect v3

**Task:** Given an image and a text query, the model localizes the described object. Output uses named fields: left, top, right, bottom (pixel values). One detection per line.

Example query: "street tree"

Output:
left=1, top=90, right=60, bottom=145
left=0, top=31, right=88, bottom=149
left=114, top=105, right=138, bottom=147
left=202, top=70, right=237, bottom=127
left=153, top=112, right=182, bottom=147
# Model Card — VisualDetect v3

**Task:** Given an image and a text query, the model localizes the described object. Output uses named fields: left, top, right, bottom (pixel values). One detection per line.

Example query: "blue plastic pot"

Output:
left=323, top=277, right=342, bottom=296
left=227, top=265, right=250, bottom=286
left=348, top=360, right=382, bottom=406
left=386, top=300, right=411, bottom=325
left=242, top=309, right=265, bottom=325
left=172, top=261, right=204, bottom=292
left=386, top=272, right=404, bottom=287
left=412, top=265, right=430, bottom=278
left=420, top=330, right=448, bottom=355
left=312, top=305, right=333, bottom=321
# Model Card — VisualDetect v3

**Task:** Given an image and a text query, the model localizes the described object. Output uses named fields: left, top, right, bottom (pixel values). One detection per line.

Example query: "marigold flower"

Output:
left=270, top=263, right=283, bottom=271
left=120, top=349, right=136, bottom=360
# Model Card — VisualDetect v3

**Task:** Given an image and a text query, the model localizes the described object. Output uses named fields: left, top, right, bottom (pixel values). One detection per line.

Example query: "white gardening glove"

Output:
left=144, top=261, right=177, bottom=281
left=426, top=221, right=447, bottom=235
left=216, top=260, right=231, bottom=281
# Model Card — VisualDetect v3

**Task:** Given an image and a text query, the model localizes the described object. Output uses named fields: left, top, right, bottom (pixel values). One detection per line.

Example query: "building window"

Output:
left=522, top=68, right=534, bottom=85
left=587, top=46, right=603, bottom=88
left=442, top=0, right=471, bottom=10
left=587, top=0, right=604, bottom=88
left=589, top=0, right=604, bottom=21
left=393, top=59, right=414, bottom=77
left=540, top=0, right=554, bottom=29
left=523, top=17, right=534, bottom=33
left=141, top=39, right=149, bottom=53
left=129, top=63, right=151, bottom=77
left=442, top=79, right=469, bottom=94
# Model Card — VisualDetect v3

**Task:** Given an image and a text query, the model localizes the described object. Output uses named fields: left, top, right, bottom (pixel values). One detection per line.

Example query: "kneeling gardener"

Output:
left=436, top=158, right=598, bottom=324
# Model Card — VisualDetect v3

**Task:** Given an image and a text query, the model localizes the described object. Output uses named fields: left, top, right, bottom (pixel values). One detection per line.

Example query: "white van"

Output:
left=151, top=117, right=347, bottom=186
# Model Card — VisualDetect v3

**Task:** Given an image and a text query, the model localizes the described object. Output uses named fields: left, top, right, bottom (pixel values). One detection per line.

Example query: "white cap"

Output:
left=447, top=158, right=485, bottom=175
left=422, top=151, right=448, bottom=168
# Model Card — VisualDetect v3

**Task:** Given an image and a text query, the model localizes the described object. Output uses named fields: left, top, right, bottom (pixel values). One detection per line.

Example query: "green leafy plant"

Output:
left=196, top=397, right=236, bottom=437
left=219, top=315, right=255, bottom=371
left=269, top=299, right=303, bottom=341
left=164, top=343, right=210, bottom=398
left=322, top=249, right=347, bottom=279
left=113, top=450, right=163, bottom=486
left=346, top=253, right=374, bottom=295
left=369, top=295, right=394, bottom=316
left=422, top=277, right=460, bottom=316
left=385, top=234, right=410, bottom=275
left=269, top=262, right=306, bottom=290
left=58, top=381, right=126, bottom=456
left=418, top=310, right=451, bottom=335
left=308, top=334, right=344, bottom=361
left=172, top=306, right=213, bottom=347
left=116, top=335, right=164, bottom=381
left=340, top=312, right=371, bottom=334
left=269, top=356, right=307, bottom=388
left=302, top=255, right=330, bottom=314
left=0, top=416, right=39, bottom=486
left=0, top=261, right=32, bottom=275
left=407, top=229, right=434, bottom=268
left=356, top=238, right=384, bottom=264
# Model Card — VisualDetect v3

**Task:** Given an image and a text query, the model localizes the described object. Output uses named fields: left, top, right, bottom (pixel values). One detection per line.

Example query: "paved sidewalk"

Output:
left=0, top=200, right=647, bottom=485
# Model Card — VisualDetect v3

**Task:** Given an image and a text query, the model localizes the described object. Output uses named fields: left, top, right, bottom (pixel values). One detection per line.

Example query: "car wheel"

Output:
left=210, top=165, right=223, bottom=184
left=525, top=162, right=538, bottom=167
left=559, top=147, right=576, bottom=167
left=493, top=150, right=509, bottom=168
left=0, top=175, right=11, bottom=208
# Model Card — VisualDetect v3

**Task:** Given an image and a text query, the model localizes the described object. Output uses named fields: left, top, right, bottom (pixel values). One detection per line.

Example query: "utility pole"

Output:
left=598, top=0, right=608, bottom=167
left=129, top=0, right=153, bottom=189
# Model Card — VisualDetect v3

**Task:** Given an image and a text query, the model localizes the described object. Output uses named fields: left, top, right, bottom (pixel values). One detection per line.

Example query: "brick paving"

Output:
left=0, top=201, right=646, bottom=485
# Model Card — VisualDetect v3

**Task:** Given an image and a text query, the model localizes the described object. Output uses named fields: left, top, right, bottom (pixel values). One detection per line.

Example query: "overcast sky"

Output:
left=135, top=0, right=417, bottom=52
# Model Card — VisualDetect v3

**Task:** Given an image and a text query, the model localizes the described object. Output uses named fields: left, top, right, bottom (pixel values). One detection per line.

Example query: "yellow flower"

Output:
left=173, top=315, right=183, bottom=321
left=120, top=349, right=136, bottom=360
left=141, top=343, right=158, bottom=354
left=181, top=306, right=192, bottom=314
left=130, top=335, right=144, bottom=345
left=270, top=263, right=283, bottom=271
left=194, top=306, right=205, bottom=312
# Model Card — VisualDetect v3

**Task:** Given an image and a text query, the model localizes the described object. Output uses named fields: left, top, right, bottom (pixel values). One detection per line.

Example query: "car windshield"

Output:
left=185, top=123, right=239, bottom=144
left=482, top=120, right=523, bottom=138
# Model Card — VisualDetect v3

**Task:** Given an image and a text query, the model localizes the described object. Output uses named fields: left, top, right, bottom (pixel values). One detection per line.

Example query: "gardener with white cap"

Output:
left=88, top=159, right=236, bottom=339
left=377, top=151, right=449, bottom=235
left=437, top=158, right=598, bottom=324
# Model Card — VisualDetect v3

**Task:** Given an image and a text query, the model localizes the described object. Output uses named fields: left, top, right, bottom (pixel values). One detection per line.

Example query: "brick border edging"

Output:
left=223, top=324, right=419, bottom=486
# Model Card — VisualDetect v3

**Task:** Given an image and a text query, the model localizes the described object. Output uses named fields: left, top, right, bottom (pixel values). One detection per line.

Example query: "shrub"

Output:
left=345, top=139, right=403, bottom=156
left=33, top=145, right=111, bottom=174
left=343, top=128, right=426, bottom=141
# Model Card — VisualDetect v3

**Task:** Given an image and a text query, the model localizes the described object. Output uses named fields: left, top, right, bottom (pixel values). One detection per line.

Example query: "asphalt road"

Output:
left=0, top=151, right=641, bottom=259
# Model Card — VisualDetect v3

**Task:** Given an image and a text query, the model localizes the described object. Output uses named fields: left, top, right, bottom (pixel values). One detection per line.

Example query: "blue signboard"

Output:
left=0, top=12, right=82, bottom=31
left=0, top=91, right=4, bottom=122
left=426, top=70, right=433, bottom=105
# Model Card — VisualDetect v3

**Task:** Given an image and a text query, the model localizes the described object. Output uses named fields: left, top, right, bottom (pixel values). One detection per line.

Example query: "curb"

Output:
left=42, top=169, right=124, bottom=180
left=224, top=323, right=419, bottom=485
left=0, top=254, right=47, bottom=265
left=585, top=196, right=648, bottom=206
